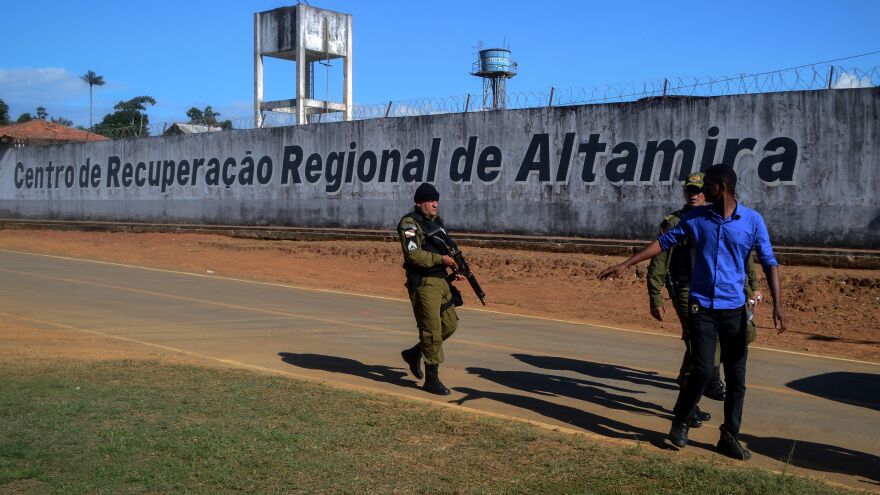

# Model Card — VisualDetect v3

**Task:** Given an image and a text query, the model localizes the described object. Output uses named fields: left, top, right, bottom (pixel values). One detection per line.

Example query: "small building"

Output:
left=0, top=119, right=109, bottom=148
left=162, top=123, right=225, bottom=136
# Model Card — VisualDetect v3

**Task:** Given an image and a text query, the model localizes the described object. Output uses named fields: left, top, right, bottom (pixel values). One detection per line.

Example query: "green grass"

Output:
left=0, top=358, right=855, bottom=495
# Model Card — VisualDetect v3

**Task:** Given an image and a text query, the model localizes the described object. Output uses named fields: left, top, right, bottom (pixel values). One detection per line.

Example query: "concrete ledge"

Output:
left=2, top=219, right=878, bottom=270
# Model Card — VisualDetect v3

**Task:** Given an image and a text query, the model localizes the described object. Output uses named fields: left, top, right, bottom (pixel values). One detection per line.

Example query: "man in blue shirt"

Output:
left=599, top=164, right=786, bottom=460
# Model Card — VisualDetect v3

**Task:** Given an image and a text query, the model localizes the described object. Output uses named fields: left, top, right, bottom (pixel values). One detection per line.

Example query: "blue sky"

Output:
left=2, top=0, right=878, bottom=129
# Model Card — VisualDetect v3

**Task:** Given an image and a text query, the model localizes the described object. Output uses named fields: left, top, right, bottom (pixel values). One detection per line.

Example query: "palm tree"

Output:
left=80, top=70, right=105, bottom=129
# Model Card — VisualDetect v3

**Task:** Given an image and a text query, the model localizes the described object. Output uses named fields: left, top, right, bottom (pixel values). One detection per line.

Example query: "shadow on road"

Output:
left=451, top=386, right=698, bottom=451
left=513, top=354, right=678, bottom=391
left=741, top=434, right=880, bottom=484
left=465, top=366, right=671, bottom=417
left=786, top=372, right=880, bottom=411
left=278, top=352, right=418, bottom=389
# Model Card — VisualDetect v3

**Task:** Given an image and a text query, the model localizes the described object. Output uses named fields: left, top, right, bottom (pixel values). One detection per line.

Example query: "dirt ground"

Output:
left=1, top=229, right=878, bottom=363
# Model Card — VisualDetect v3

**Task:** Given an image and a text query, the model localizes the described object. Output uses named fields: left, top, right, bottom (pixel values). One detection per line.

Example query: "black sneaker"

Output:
left=704, top=367, right=726, bottom=401
left=669, top=420, right=689, bottom=449
left=716, top=428, right=752, bottom=460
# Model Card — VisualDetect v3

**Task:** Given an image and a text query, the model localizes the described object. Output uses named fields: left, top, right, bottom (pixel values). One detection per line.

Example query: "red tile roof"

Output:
left=0, top=119, right=109, bottom=145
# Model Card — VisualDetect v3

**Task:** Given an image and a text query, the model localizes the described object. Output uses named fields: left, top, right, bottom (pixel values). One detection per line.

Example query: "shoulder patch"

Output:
left=406, top=240, right=417, bottom=252
left=400, top=218, right=418, bottom=237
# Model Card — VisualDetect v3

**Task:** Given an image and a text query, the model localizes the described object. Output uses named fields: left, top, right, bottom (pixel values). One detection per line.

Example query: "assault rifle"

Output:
left=421, top=221, right=487, bottom=306
left=422, top=220, right=486, bottom=306
left=447, top=247, right=487, bottom=306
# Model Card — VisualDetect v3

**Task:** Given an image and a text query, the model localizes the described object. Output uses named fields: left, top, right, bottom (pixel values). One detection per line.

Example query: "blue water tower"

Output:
left=471, top=47, right=518, bottom=110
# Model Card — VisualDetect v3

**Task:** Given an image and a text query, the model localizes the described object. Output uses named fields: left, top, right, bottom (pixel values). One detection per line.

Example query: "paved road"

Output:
left=2, top=249, right=878, bottom=491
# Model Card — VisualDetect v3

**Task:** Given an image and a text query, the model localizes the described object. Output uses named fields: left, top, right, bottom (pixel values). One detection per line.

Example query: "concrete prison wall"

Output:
left=1, top=87, right=877, bottom=248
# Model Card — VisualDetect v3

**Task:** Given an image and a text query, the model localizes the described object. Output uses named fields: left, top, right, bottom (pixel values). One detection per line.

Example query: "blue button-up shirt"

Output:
left=657, top=203, right=778, bottom=310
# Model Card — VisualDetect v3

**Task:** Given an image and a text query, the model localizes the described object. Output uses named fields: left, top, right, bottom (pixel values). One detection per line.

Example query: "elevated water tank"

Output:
left=478, top=48, right=513, bottom=73
left=471, top=45, right=517, bottom=110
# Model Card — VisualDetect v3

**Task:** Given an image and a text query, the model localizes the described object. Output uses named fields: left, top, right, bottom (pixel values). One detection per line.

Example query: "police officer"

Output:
left=646, top=173, right=762, bottom=424
left=398, top=183, right=462, bottom=395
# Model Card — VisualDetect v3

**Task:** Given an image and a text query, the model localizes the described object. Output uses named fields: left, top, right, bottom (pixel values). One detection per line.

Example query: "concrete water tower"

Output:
left=471, top=47, right=517, bottom=110
left=254, top=4, right=353, bottom=127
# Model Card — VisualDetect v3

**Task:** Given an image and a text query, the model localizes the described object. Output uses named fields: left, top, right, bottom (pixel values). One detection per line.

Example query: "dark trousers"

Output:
left=672, top=302, right=749, bottom=435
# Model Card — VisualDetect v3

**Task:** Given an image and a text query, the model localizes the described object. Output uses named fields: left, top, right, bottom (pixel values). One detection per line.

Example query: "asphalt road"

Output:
left=2, top=249, right=878, bottom=491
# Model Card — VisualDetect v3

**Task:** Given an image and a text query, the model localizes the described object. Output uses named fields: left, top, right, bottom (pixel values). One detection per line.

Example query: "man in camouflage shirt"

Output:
left=398, top=183, right=462, bottom=395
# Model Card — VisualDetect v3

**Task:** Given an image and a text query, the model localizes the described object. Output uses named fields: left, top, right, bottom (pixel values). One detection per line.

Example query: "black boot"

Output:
left=669, top=419, right=689, bottom=449
left=689, top=406, right=712, bottom=427
left=423, top=364, right=451, bottom=395
left=401, top=344, right=423, bottom=379
left=716, top=427, right=752, bottom=460
left=704, top=366, right=726, bottom=401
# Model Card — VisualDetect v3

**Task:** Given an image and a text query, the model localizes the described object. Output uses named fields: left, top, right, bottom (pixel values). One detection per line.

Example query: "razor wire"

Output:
left=254, top=63, right=878, bottom=129
left=558, top=64, right=879, bottom=105
left=76, top=61, right=879, bottom=140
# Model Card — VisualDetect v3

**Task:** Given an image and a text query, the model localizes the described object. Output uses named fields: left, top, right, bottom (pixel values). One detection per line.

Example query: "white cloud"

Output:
left=0, top=67, right=124, bottom=126
left=0, top=67, right=85, bottom=103
left=0, top=67, right=90, bottom=124
left=832, top=71, right=874, bottom=89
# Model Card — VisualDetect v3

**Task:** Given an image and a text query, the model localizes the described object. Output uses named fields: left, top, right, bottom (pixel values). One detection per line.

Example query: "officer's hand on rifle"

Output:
left=442, top=255, right=458, bottom=271
left=650, top=306, right=667, bottom=322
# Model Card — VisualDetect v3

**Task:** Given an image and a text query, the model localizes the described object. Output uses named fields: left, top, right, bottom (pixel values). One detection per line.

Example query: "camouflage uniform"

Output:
left=397, top=211, right=458, bottom=366
left=397, top=183, right=461, bottom=396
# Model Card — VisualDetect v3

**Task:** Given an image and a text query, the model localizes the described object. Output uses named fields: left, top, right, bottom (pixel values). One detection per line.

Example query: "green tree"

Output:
left=93, top=96, right=156, bottom=139
left=186, top=105, right=233, bottom=131
left=186, top=105, right=222, bottom=126
left=185, top=107, right=203, bottom=123
left=36, top=106, right=48, bottom=120
left=51, top=116, right=74, bottom=127
left=0, top=98, right=9, bottom=125
left=80, top=70, right=105, bottom=129
left=203, top=106, right=220, bottom=126
left=16, top=112, right=33, bottom=123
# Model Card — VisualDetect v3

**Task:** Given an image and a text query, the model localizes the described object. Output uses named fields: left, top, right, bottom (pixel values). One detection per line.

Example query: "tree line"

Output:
left=0, top=101, right=74, bottom=127
left=1, top=70, right=233, bottom=139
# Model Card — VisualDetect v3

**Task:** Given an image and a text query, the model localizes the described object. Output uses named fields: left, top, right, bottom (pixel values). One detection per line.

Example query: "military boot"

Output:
left=704, top=365, right=726, bottom=401
left=423, top=364, right=451, bottom=395
left=401, top=344, right=423, bottom=379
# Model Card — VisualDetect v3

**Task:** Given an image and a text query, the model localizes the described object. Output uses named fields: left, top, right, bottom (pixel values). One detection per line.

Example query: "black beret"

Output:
left=413, top=183, right=440, bottom=203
